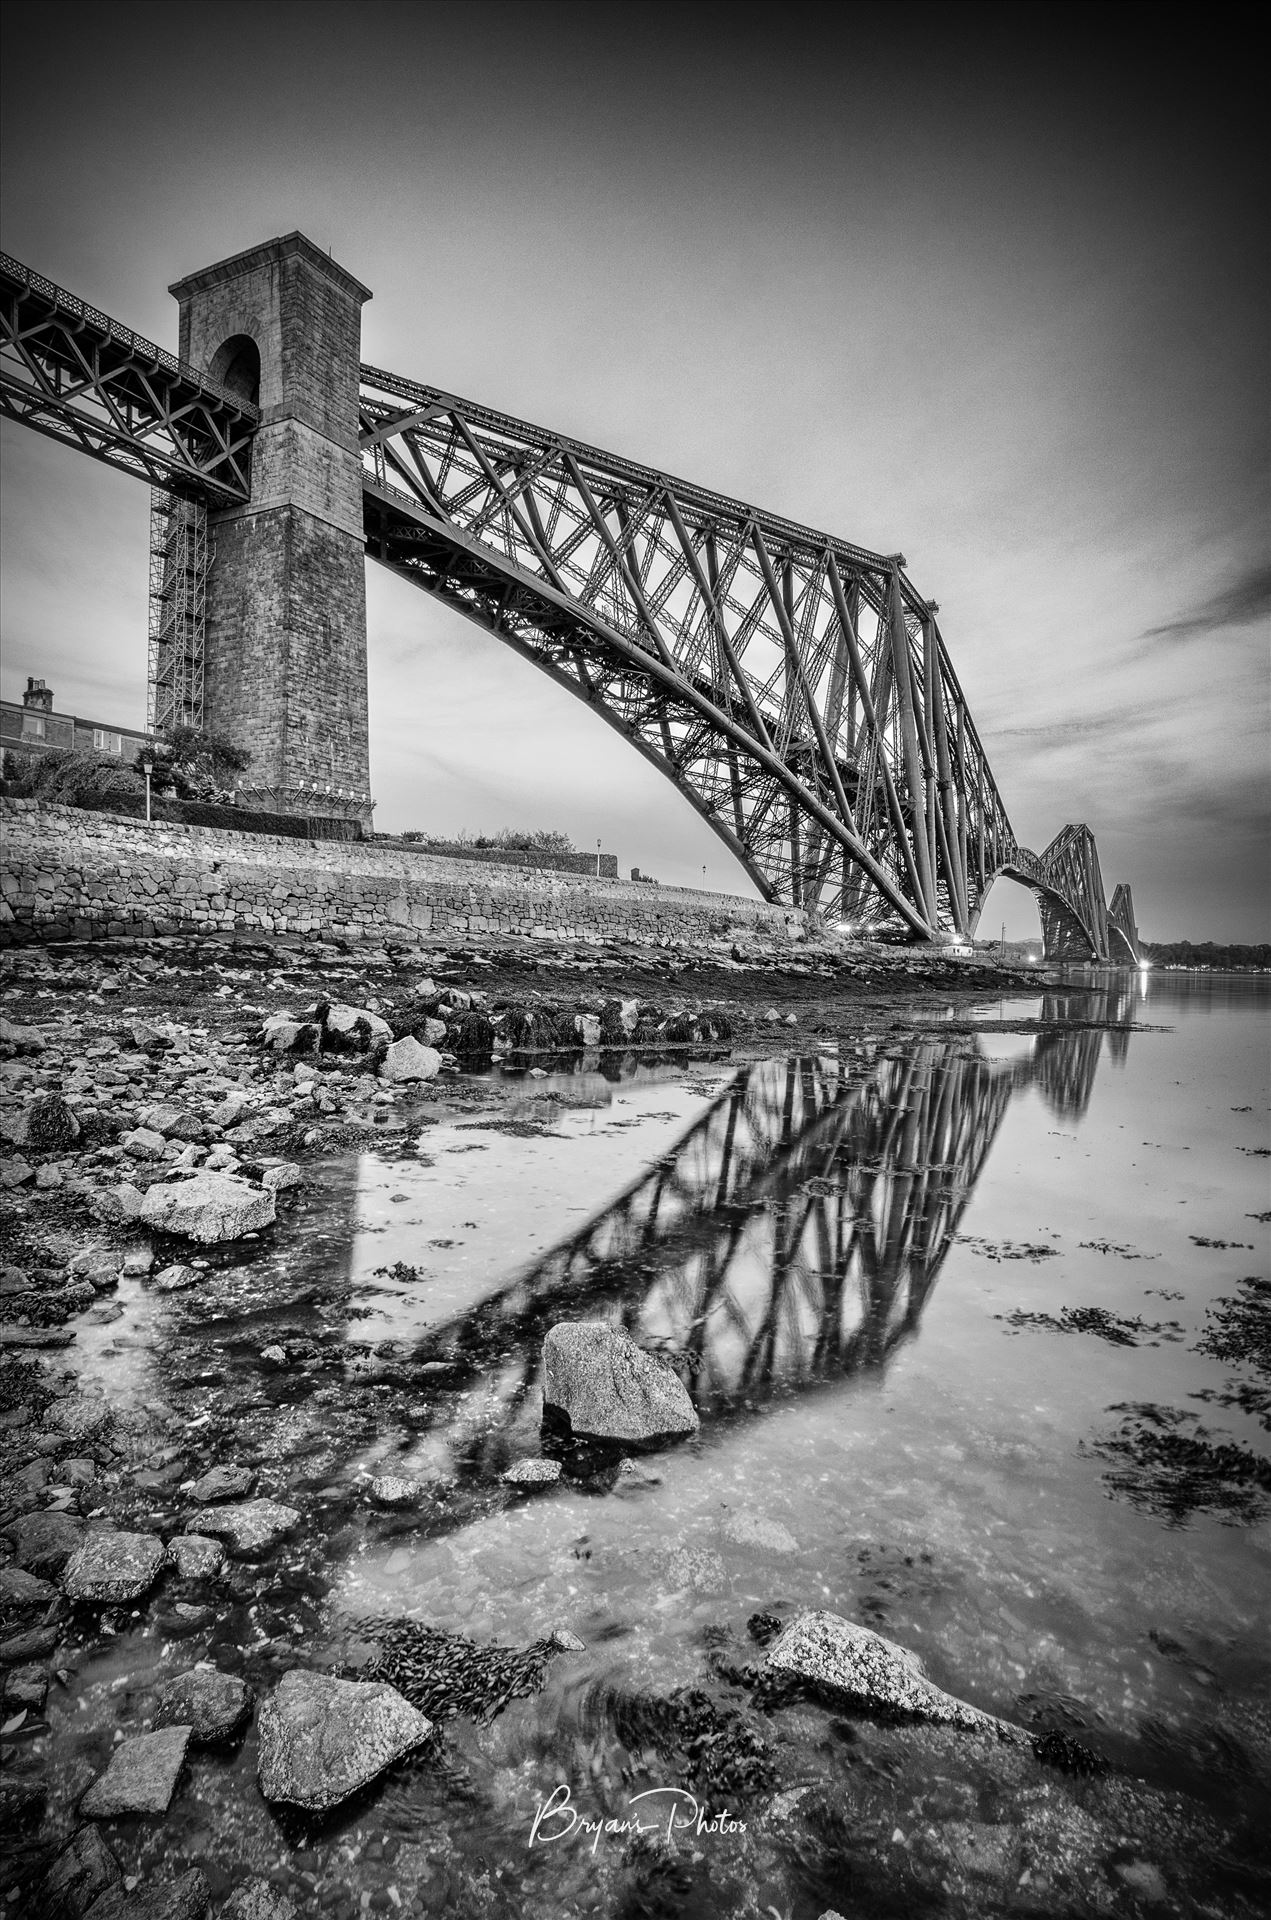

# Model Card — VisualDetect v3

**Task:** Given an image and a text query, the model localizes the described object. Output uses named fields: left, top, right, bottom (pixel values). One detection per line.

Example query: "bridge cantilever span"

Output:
left=358, top=363, right=1017, bottom=939
left=0, top=252, right=258, bottom=506
left=0, top=238, right=1143, bottom=959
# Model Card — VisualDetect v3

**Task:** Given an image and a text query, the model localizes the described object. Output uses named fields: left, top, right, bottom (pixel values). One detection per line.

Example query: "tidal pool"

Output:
left=43, top=972, right=1271, bottom=1916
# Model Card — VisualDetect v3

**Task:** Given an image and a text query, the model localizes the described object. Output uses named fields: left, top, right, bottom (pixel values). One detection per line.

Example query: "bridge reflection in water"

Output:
left=410, top=987, right=1137, bottom=1456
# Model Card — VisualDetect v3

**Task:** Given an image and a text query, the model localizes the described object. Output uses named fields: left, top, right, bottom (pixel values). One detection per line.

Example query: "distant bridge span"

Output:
left=0, top=240, right=1140, bottom=962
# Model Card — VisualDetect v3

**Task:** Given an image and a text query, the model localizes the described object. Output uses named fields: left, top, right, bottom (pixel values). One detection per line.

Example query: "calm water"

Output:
left=44, top=972, right=1271, bottom=1915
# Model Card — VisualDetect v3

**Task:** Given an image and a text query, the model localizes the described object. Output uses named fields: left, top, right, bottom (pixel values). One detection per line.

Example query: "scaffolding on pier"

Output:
left=147, top=488, right=208, bottom=734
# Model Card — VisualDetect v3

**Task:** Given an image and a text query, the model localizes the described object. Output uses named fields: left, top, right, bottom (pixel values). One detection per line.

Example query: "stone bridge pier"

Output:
left=170, top=234, right=373, bottom=820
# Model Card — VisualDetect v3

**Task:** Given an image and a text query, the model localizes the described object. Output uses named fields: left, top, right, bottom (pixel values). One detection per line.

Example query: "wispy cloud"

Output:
left=1141, top=563, right=1271, bottom=644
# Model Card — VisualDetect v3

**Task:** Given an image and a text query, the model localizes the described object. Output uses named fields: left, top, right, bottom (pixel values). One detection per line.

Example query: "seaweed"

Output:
left=1084, top=1402, right=1271, bottom=1525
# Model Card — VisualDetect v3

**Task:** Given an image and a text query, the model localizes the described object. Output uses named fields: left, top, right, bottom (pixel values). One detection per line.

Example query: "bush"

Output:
left=5, top=747, right=145, bottom=807
left=139, top=725, right=252, bottom=803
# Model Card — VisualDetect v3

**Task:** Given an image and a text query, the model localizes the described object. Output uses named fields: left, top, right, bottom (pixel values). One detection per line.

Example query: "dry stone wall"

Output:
left=1, top=801, right=804, bottom=948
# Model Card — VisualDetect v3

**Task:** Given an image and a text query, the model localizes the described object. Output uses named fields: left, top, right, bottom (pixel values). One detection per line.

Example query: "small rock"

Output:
left=666, top=1546, right=726, bottom=1591
left=261, top=1162, right=302, bottom=1192
left=6, top=1662, right=50, bottom=1710
left=721, top=1512, right=798, bottom=1554
left=126, top=1021, right=172, bottom=1053
left=766, top=1610, right=1023, bottom=1739
left=142, top=1105, right=205, bottom=1143
left=63, top=1530, right=166, bottom=1604
left=0, top=1622, right=62, bottom=1663
left=543, top=1321, right=699, bottom=1442
left=169, top=1602, right=213, bottom=1628
left=4, top=1509, right=84, bottom=1578
left=69, top=1246, right=122, bottom=1286
left=92, top=1183, right=145, bottom=1225
left=120, top=1247, right=154, bottom=1277
left=121, top=1127, right=167, bottom=1161
left=256, top=1668, right=433, bottom=1811
left=188, top=1499, right=299, bottom=1556
left=502, top=1457, right=562, bottom=1485
left=368, top=1475, right=422, bottom=1508
left=80, top=1724, right=191, bottom=1817
left=261, top=1014, right=315, bottom=1054
left=35, top=1162, right=65, bottom=1188
left=0, top=1564, right=57, bottom=1606
left=544, top=1626, right=586, bottom=1652
left=259, top=1344, right=288, bottom=1367
left=220, top=1879, right=298, bottom=1920
left=1115, top=1862, right=1169, bottom=1904
left=189, top=1465, right=254, bottom=1504
left=154, top=1667, right=253, bottom=1744
left=323, top=1003, right=393, bottom=1052
left=139, top=1171, right=275, bottom=1243
left=0, top=1155, right=35, bottom=1188
left=41, top=1824, right=122, bottom=1917
left=166, top=1535, right=225, bottom=1580
left=85, top=1867, right=210, bottom=1920
left=0, top=1015, right=44, bottom=1055
left=379, top=1036, right=441, bottom=1083
left=0, top=1772, right=47, bottom=1828
left=575, top=1012, right=602, bottom=1046
left=152, top=1262, right=199, bottom=1292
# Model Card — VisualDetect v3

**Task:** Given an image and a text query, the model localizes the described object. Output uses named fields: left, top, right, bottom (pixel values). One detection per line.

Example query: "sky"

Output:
left=1, top=0, right=1266, bottom=941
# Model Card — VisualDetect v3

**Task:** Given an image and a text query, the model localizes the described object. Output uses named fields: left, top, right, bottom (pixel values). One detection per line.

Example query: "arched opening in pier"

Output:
left=208, top=334, right=261, bottom=408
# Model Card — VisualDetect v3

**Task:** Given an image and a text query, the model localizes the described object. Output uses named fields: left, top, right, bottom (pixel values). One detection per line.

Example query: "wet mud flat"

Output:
left=1, top=936, right=1268, bottom=1918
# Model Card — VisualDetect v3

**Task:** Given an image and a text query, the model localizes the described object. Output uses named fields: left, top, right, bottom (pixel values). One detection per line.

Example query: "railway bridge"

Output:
left=0, top=236, right=1140, bottom=962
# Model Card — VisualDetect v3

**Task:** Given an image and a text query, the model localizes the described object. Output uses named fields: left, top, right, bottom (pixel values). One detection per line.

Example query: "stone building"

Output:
left=0, top=677, right=150, bottom=765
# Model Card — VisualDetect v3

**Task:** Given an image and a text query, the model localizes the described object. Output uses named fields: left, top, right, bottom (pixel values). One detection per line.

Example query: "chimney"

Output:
left=23, top=677, right=53, bottom=713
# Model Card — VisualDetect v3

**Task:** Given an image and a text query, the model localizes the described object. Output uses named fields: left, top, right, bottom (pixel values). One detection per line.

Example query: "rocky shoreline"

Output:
left=2, top=931, right=1255, bottom=1919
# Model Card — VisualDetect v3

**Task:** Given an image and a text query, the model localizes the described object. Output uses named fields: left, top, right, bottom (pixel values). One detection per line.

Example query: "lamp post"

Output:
left=596, top=837, right=601, bottom=877
left=141, top=750, right=154, bottom=824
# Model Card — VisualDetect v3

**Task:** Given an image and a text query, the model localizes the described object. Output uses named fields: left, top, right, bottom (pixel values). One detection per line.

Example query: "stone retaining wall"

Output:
left=0, top=800, right=803, bottom=947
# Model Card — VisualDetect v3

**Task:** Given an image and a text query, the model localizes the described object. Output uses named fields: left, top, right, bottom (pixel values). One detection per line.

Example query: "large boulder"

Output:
left=84, top=1870, right=210, bottom=1920
left=765, top=1610, right=1024, bottom=1739
left=41, top=1825, right=122, bottom=1918
left=80, top=1725, right=191, bottom=1817
left=4, top=1509, right=83, bottom=1578
left=187, top=1499, right=299, bottom=1556
left=379, top=1036, right=441, bottom=1083
left=256, top=1668, right=433, bottom=1811
left=542, top=1323, right=699, bottom=1442
left=23, top=1093, right=81, bottom=1151
left=139, top=1171, right=275, bottom=1243
left=154, top=1667, right=253, bottom=1744
left=62, top=1530, right=165, bottom=1604
left=321, top=1003, right=392, bottom=1054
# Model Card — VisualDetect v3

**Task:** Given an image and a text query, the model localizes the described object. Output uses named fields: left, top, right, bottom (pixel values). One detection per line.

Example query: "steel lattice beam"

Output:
left=358, top=364, right=1019, bottom=935
left=0, top=253, right=257, bottom=505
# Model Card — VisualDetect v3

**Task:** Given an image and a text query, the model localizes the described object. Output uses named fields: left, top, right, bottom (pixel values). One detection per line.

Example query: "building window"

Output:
left=93, top=728, right=122, bottom=755
left=22, top=714, right=46, bottom=740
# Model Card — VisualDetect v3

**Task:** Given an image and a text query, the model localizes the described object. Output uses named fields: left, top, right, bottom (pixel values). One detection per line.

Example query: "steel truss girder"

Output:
left=358, top=364, right=1017, bottom=934
left=0, top=252, right=257, bottom=506
left=998, top=824, right=1135, bottom=963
